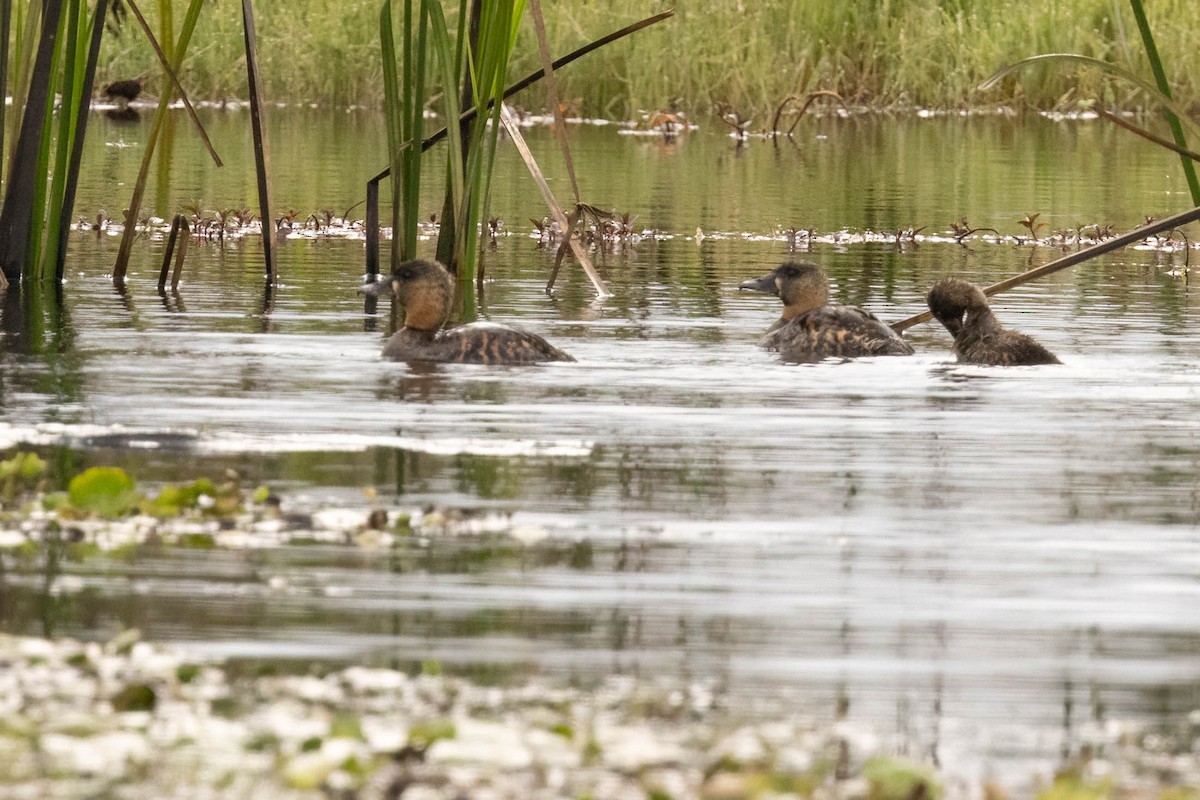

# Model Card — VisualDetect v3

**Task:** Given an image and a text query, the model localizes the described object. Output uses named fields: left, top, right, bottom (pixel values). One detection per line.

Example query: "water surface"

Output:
left=3, top=110, right=1199, bottom=788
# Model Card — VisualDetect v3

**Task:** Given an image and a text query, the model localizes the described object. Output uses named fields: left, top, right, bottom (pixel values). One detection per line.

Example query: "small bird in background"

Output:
left=102, top=75, right=148, bottom=108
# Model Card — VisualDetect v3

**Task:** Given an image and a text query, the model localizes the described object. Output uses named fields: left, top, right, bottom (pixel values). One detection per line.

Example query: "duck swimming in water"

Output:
left=739, top=261, right=914, bottom=362
left=382, top=259, right=575, bottom=364
left=926, top=277, right=1060, bottom=366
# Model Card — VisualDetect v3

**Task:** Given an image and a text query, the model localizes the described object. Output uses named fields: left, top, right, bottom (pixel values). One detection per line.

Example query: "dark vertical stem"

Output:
left=54, top=0, right=109, bottom=284
left=158, top=215, right=181, bottom=292
left=0, top=0, right=65, bottom=286
left=1128, top=0, right=1200, bottom=205
left=366, top=179, right=380, bottom=277
left=170, top=218, right=188, bottom=291
left=241, top=0, right=275, bottom=284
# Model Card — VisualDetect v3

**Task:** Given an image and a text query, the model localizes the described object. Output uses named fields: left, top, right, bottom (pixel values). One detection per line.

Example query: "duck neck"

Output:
left=402, top=303, right=448, bottom=333
left=780, top=292, right=826, bottom=321
left=962, top=306, right=1001, bottom=339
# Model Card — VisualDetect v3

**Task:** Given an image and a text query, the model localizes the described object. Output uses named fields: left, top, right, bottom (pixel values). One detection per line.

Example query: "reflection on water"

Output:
left=3, top=112, right=1200, bottom=782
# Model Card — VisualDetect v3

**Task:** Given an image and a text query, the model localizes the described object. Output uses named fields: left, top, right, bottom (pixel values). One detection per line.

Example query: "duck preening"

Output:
left=926, top=277, right=1060, bottom=366
left=739, top=261, right=914, bottom=362
left=381, top=259, right=575, bottom=364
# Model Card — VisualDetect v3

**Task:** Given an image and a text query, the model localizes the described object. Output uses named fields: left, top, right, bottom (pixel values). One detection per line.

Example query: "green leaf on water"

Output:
left=68, top=467, right=139, bottom=518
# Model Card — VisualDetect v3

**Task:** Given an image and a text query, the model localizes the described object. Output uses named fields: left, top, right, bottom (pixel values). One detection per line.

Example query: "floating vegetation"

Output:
left=0, top=630, right=1198, bottom=799
left=70, top=207, right=1200, bottom=270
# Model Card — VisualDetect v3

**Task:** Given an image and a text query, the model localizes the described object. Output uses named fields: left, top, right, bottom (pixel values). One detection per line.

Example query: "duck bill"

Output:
left=738, top=272, right=779, bottom=295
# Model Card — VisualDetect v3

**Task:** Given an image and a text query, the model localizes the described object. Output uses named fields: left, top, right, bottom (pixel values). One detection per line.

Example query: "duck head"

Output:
left=739, top=261, right=830, bottom=319
left=391, top=258, right=454, bottom=331
left=926, top=277, right=990, bottom=338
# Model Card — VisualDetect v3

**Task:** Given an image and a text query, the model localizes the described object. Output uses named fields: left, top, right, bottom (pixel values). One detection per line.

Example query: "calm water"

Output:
left=3, top=109, right=1200, bottom=785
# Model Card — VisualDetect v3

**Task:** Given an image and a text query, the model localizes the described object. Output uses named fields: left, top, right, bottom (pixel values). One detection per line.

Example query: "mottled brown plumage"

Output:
left=927, top=277, right=1060, bottom=366
left=739, top=262, right=914, bottom=363
left=382, top=259, right=575, bottom=364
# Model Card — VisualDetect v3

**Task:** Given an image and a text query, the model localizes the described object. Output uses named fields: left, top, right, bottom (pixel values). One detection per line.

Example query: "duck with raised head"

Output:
left=739, top=261, right=914, bottom=362
left=926, top=277, right=1060, bottom=366
left=382, top=259, right=575, bottom=364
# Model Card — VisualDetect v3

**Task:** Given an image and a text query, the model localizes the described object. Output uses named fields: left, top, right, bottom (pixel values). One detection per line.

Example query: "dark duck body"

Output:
left=382, top=259, right=575, bottom=364
left=739, top=261, right=914, bottom=363
left=102, top=76, right=145, bottom=105
left=927, top=277, right=1060, bottom=366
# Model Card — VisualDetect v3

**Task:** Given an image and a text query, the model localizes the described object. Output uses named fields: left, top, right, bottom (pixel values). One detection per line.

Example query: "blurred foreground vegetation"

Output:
left=94, top=0, right=1200, bottom=118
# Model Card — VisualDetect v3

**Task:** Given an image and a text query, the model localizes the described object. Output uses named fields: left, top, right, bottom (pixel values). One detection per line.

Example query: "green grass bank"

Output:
left=97, top=0, right=1200, bottom=117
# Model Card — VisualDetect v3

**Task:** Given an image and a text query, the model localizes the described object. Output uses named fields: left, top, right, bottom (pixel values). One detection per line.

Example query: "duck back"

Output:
left=384, top=322, right=574, bottom=364
left=956, top=329, right=1060, bottom=366
left=763, top=305, right=914, bottom=363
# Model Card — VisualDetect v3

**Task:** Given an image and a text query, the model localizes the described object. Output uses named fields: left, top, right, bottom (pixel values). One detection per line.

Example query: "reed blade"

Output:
left=53, top=0, right=108, bottom=283
left=0, top=0, right=65, bottom=286
left=1095, top=107, right=1200, bottom=162
left=0, top=0, right=11, bottom=187
left=1127, top=0, right=1200, bottom=205
left=112, top=0, right=205, bottom=284
left=528, top=0, right=578, bottom=204
left=242, top=0, right=275, bottom=283
left=498, top=104, right=607, bottom=296
left=981, top=53, right=1200, bottom=139
left=368, top=10, right=674, bottom=185
left=124, top=0, right=222, bottom=167
left=41, top=0, right=84, bottom=283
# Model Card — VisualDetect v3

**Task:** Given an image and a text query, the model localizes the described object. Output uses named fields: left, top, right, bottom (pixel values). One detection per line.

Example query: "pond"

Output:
left=3, top=107, right=1200, bottom=789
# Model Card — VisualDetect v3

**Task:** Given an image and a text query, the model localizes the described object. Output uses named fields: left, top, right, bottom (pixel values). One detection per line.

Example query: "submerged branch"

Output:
left=890, top=206, right=1200, bottom=332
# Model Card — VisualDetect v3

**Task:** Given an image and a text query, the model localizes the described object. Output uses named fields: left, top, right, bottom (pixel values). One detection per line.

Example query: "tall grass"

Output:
left=430, top=0, right=525, bottom=280
left=1127, top=0, right=1199, bottom=204
left=0, top=0, right=106, bottom=286
left=377, top=0, right=525, bottom=285
left=379, top=0, right=427, bottom=265
left=97, top=0, right=1200, bottom=116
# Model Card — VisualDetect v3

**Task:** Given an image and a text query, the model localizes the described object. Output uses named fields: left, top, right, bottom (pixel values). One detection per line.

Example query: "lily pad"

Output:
left=68, top=467, right=139, bottom=519
left=112, top=683, right=157, bottom=712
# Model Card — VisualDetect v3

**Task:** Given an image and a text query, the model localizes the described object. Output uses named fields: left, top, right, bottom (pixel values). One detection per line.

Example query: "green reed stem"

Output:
left=380, top=0, right=427, bottom=266
left=0, top=0, right=11, bottom=187
left=1128, top=0, right=1200, bottom=205
left=44, top=0, right=96, bottom=282
left=0, top=0, right=64, bottom=286
left=55, top=0, right=108, bottom=284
